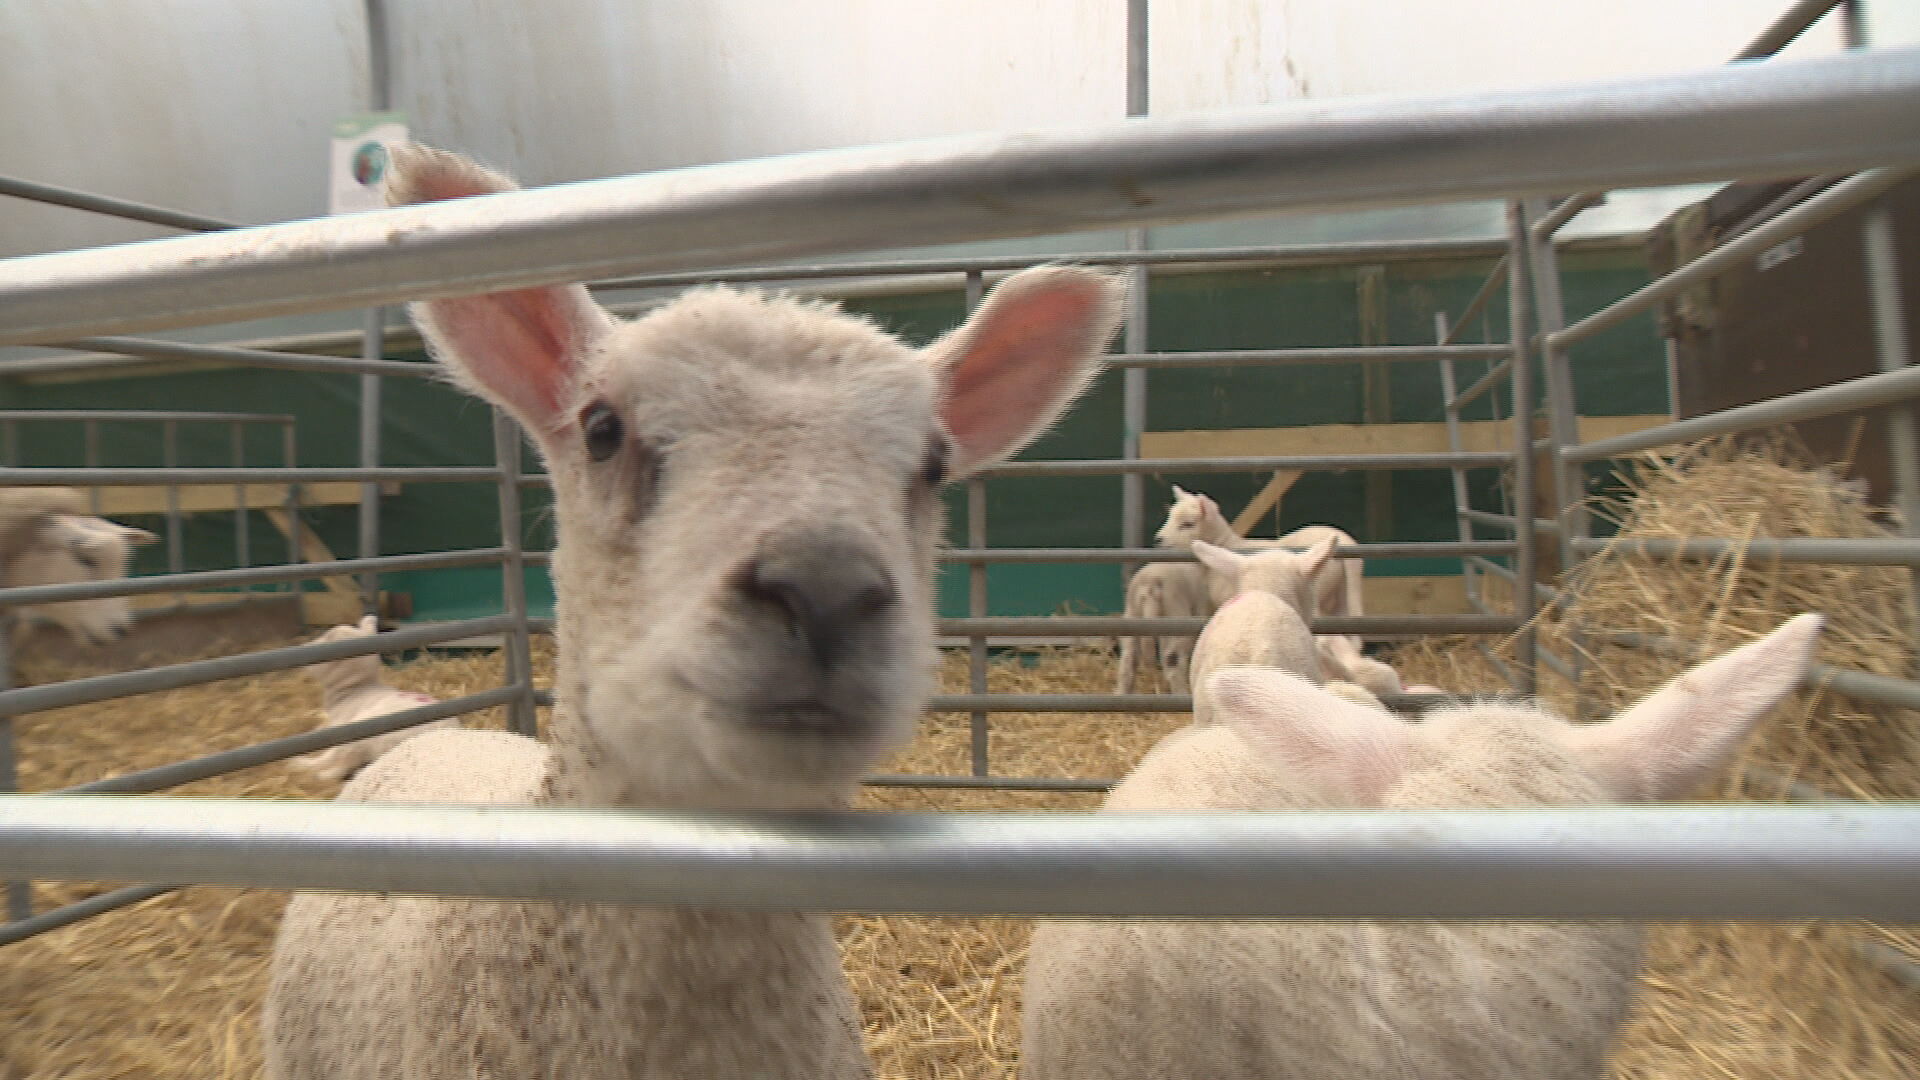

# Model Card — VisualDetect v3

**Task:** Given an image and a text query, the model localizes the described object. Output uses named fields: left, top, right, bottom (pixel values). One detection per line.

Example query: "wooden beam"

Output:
left=1231, top=470, right=1302, bottom=537
left=1362, top=574, right=1471, bottom=617
left=92, top=481, right=400, bottom=517
left=1141, top=414, right=1665, bottom=460
left=263, top=509, right=360, bottom=600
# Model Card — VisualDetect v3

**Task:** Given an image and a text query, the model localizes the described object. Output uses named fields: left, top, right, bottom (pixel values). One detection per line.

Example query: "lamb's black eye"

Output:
left=580, top=401, right=624, bottom=462
left=920, top=438, right=950, bottom=487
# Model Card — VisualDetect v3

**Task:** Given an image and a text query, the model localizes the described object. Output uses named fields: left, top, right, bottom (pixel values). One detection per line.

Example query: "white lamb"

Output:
left=1315, top=631, right=1444, bottom=699
left=1158, top=483, right=1366, bottom=648
left=0, top=487, right=156, bottom=646
left=1112, top=556, right=1212, bottom=694
left=263, top=143, right=1123, bottom=1079
left=1023, top=614, right=1824, bottom=1080
left=290, top=615, right=456, bottom=784
left=1184, top=536, right=1336, bottom=726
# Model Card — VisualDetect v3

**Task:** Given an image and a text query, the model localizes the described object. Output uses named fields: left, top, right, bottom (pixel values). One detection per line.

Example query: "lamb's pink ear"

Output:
left=1206, top=666, right=1409, bottom=804
left=1567, top=614, right=1824, bottom=801
left=1170, top=485, right=1190, bottom=502
left=385, top=143, right=613, bottom=436
left=924, top=265, right=1124, bottom=476
left=1190, top=540, right=1245, bottom=581
left=117, top=525, right=160, bottom=547
left=356, top=615, right=380, bottom=635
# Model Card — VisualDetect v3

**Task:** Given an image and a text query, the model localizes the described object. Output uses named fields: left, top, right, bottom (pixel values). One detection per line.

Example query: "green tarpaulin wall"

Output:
left=1, top=249, right=1662, bottom=620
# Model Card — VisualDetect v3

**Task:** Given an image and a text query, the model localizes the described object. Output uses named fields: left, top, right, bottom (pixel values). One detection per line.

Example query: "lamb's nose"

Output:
left=737, top=538, right=898, bottom=670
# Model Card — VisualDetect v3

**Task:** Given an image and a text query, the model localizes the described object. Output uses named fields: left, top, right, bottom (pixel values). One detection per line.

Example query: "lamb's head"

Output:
left=1153, top=485, right=1232, bottom=548
left=387, top=144, right=1123, bottom=804
left=302, top=615, right=383, bottom=700
left=1191, top=536, right=1336, bottom=617
left=1204, top=613, right=1822, bottom=809
left=4, top=513, right=156, bottom=645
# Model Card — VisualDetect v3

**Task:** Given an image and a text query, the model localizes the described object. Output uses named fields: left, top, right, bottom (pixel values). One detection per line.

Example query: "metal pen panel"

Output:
left=1562, top=365, right=1920, bottom=462
left=1108, top=344, right=1511, bottom=369
left=0, top=174, right=239, bottom=233
left=4, top=797, right=1920, bottom=919
left=5, top=50, right=1920, bottom=346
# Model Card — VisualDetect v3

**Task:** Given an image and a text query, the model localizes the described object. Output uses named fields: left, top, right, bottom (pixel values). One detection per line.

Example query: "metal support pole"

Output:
left=1119, top=0, right=1151, bottom=561
left=1436, top=313, right=1481, bottom=611
left=964, top=270, right=990, bottom=777
left=1504, top=202, right=1541, bottom=695
left=161, top=420, right=184, bottom=582
left=492, top=411, right=538, bottom=737
left=1861, top=205, right=1920, bottom=674
left=232, top=422, right=250, bottom=569
left=1841, top=0, right=1869, bottom=50
left=0, top=609, right=26, bottom=921
left=82, top=421, right=101, bottom=514
left=359, top=315, right=384, bottom=613
left=1524, top=196, right=1587, bottom=712
left=357, top=0, right=392, bottom=617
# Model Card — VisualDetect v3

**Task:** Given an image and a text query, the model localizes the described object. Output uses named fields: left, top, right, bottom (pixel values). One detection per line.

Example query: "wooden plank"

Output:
left=1231, top=470, right=1302, bottom=537
left=92, top=481, right=399, bottom=517
left=1141, top=414, right=1665, bottom=460
left=263, top=509, right=360, bottom=599
left=1362, top=574, right=1472, bottom=617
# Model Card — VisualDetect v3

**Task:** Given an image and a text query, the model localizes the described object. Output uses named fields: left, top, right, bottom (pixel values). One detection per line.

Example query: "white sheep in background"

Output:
left=263, top=143, right=1123, bottom=1080
left=1023, top=614, right=1824, bottom=1080
left=290, top=615, right=456, bottom=784
left=0, top=487, right=156, bottom=646
left=1113, top=555, right=1211, bottom=695
left=1158, top=483, right=1366, bottom=648
left=1184, top=537, right=1336, bottom=725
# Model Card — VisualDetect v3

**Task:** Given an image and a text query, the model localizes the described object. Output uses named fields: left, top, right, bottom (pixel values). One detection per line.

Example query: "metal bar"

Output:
left=1474, top=641, right=1521, bottom=692
left=939, top=614, right=1518, bottom=636
left=1449, top=355, right=1515, bottom=411
left=492, top=412, right=539, bottom=736
left=1524, top=195, right=1589, bottom=718
left=1437, top=313, right=1481, bottom=609
left=1563, top=364, right=1920, bottom=462
left=358, top=312, right=385, bottom=610
left=0, top=602, right=23, bottom=921
left=981, top=452, right=1513, bottom=477
left=865, top=774, right=1115, bottom=792
left=964, top=270, right=992, bottom=779
left=1531, top=0, right=1848, bottom=243
left=1438, top=257, right=1510, bottom=347
left=1460, top=509, right=1561, bottom=535
left=0, top=884, right=174, bottom=948
left=1736, top=0, right=1846, bottom=59
left=11, top=337, right=431, bottom=379
left=0, top=409, right=296, bottom=424
left=1570, top=536, right=1920, bottom=566
left=7, top=49, right=1920, bottom=346
left=1841, top=0, right=1869, bottom=50
left=1505, top=202, right=1541, bottom=694
left=0, top=174, right=239, bottom=233
left=1110, top=344, right=1511, bottom=369
left=1466, top=555, right=1563, bottom=607
left=0, top=548, right=509, bottom=633
left=927, top=691, right=1454, bottom=714
left=0, top=465, right=498, bottom=485
left=161, top=421, right=184, bottom=578
left=1720, top=174, right=1842, bottom=246
left=1120, top=0, right=1150, bottom=582
left=65, top=687, right=522, bottom=796
left=231, top=423, right=250, bottom=569
left=938, top=542, right=1519, bottom=563
left=82, top=420, right=101, bottom=515
left=1860, top=205, right=1920, bottom=675
left=0, top=615, right=517, bottom=718
left=1604, top=628, right=1920, bottom=710
left=4, top=797, right=1920, bottom=918
left=590, top=240, right=1519, bottom=293
left=1553, top=168, right=1915, bottom=349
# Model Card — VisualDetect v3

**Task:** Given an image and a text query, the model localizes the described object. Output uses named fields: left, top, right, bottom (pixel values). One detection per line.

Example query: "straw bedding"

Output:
left=2, top=437, right=1915, bottom=1078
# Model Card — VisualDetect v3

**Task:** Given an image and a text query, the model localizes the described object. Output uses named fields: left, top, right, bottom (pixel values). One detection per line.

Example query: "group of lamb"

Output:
left=1117, top=482, right=1441, bottom=707
left=34, top=144, right=1819, bottom=1080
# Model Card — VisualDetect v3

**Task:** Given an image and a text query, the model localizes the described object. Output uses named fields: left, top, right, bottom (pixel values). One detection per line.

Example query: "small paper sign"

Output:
left=330, top=112, right=409, bottom=215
